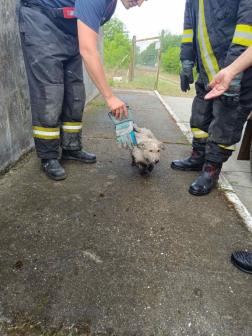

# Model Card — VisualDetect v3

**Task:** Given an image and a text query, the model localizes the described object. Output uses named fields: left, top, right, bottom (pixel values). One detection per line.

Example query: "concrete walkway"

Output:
left=1, top=89, right=252, bottom=336
left=162, top=96, right=252, bottom=217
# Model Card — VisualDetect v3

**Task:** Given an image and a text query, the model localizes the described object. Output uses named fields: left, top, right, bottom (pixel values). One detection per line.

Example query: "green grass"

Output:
left=153, top=326, right=167, bottom=336
left=89, top=102, right=106, bottom=106
left=106, top=68, right=196, bottom=98
left=158, top=79, right=196, bottom=97
left=115, top=74, right=156, bottom=91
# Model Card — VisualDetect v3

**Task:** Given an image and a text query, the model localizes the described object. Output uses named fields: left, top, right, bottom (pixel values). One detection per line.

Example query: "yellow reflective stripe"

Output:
left=61, top=129, right=81, bottom=133
left=198, top=31, right=213, bottom=82
left=182, top=38, right=193, bottom=43
left=236, top=25, right=252, bottom=34
left=232, top=37, right=252, bottom=47
left=194, top=134, right=209, bottom=138
left=184, top=29, right=194, bottom=35
left=198, top=0, right=220, bottom=82
left=200, top=0, right=219, bottom=74
left=34, top=134, right=60, bottom=140
left=33, top=126, right=60, bottom=132
left=61, top=122, right=83, bottom=126
left=61, top=122, right=83, bottom=133
left=182, top=29, right=194, bottom=43
left=191, top=128, right=209, bottom=139
left=233, top=25, right=252, bottom=47
left=219, top=144, right=236, bottom=151
left=33, top=126, right=60, bottom=140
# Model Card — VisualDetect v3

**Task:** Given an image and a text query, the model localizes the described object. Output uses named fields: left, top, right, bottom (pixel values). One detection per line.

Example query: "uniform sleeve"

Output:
left=74, top=0, right=106, bottom=34
left=224, top=0, right=252, bottom=67
left=180, top=0, right=196, bottom=62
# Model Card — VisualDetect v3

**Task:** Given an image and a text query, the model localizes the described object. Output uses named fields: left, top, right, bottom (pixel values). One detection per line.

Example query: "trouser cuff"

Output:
left=37, top=154, right=59, bottom=160
left=61, top=132, right=82, bottom=151
left=205, top=140, right=233, bottom=163
left=34, top=138, right=60, bottom=159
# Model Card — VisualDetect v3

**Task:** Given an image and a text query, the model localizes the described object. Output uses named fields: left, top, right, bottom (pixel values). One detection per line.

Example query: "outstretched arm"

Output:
left=77, top=20, right=128, bottom=120
left=205, top=44, right=252, bottom=100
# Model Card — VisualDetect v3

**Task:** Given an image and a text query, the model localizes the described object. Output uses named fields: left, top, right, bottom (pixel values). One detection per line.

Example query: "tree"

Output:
left=104, top=18, right=132, bottom=69
left=162, top=46, right=181, bottom=74
left=135, top=30, right=183, bottom=69
left=163, top=30, right=183, bottom=52
left=104, top=17, right=129, bottom=41
left=136, top=42, right=159, bottom=67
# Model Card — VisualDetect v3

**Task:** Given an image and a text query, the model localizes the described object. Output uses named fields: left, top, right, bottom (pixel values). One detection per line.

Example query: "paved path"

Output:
left=1, top=89, right=252, bottom=336
left=162, top=95, right=252, bottom=217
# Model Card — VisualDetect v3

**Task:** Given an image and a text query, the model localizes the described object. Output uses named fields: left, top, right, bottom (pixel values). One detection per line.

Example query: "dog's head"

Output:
left=137, top=139, right=165, bottom=164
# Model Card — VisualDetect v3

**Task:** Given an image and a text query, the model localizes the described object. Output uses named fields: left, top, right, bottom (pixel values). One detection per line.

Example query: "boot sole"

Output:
left=171, top=162, right=203, bottom=172
left=188, top=188, right=210, bottom=196
left=61, top=156, right=96, bottom=164
left=231, top=257, right=252, bottom=274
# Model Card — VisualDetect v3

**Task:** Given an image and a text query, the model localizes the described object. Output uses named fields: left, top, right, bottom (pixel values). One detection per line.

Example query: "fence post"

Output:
left=129, top=36, right=136, bottom=82
left=154, top=30, right=164, bottom=90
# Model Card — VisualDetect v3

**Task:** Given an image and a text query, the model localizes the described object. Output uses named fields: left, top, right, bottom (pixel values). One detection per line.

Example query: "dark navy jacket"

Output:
left=180, top=0, right=252, bottom=88
left=34, top=0, right=117, bottom=34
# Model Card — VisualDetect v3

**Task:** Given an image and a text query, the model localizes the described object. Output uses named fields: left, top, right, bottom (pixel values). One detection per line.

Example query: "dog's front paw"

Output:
left=139, top=168, right=148, bottom=175
left=147, top=164, right=154, bottom=172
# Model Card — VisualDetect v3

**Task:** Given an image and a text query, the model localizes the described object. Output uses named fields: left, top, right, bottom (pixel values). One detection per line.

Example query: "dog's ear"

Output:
left=159, top=142, right=165, bottom=150
left=137, top=141, right=147, bottom=149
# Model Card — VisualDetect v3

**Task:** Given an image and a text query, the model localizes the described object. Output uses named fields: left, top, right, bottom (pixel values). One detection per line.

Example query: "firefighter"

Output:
left=171, top=0, right=252, bottom=196
left=18, top=0, right=145, bottom=181
left=206, top=43, right=252, bottom=274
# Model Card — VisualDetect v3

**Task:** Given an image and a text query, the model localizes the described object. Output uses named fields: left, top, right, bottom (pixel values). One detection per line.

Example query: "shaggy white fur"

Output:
left=130, top=127, right=164, bottom=174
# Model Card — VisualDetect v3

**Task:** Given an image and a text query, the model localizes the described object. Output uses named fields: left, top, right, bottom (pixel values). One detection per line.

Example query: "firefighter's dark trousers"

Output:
left=191, top=75, right=251, bottom=163
left=19, top=2, right=85, bottom=159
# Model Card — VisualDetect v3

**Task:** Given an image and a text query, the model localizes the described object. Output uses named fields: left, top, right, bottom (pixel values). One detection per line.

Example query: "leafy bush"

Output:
left=162, top=46, right=181, bottom=74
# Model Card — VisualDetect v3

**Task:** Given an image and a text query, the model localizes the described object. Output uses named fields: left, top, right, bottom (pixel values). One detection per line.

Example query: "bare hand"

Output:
left=106, top=96, right=128, bottom=120
left=205, top=68, right=235, bottom=100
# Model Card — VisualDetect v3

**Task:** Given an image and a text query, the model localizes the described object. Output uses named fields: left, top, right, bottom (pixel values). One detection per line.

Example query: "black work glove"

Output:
left=180, top=60, right=194, bottom=92
left=220, top=73, right=243, bottom=108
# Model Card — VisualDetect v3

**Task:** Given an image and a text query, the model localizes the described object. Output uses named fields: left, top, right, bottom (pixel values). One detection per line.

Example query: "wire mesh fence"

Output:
left=106, top=32, right=164, bottom=91
left=129, top=32, right=164, bottom=90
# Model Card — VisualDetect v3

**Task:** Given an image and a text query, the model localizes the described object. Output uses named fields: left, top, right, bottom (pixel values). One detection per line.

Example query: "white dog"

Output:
left=131, top=127, right=165, bottom=174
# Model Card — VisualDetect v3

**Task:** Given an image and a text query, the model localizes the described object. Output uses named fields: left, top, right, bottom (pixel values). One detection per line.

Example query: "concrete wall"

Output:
left=0, top=0, right=34, bottom=173
left=0, top=1, right=104, bottom=173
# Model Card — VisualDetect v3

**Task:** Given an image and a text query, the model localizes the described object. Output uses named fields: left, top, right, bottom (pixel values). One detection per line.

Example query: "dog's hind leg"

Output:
left=131, top=156, right=136, bottom=166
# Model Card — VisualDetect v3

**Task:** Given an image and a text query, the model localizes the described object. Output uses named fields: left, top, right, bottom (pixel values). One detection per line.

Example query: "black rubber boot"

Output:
left=171, top=137, right=206, bottom=171
left=41, top=159, right=66, bottom=181
left=231, top=251, right=252, bottom=274
left=189, top=161, right=222, bottom=196
left=171, top=148, right=205, bottom=171
left=62, top=149, right=96, bottom=163
left=171, top=138, right=205, bottom=171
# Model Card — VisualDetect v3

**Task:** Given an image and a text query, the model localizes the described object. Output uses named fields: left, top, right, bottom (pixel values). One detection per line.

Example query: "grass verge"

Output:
left=106, top=67, right=196, bottom=98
